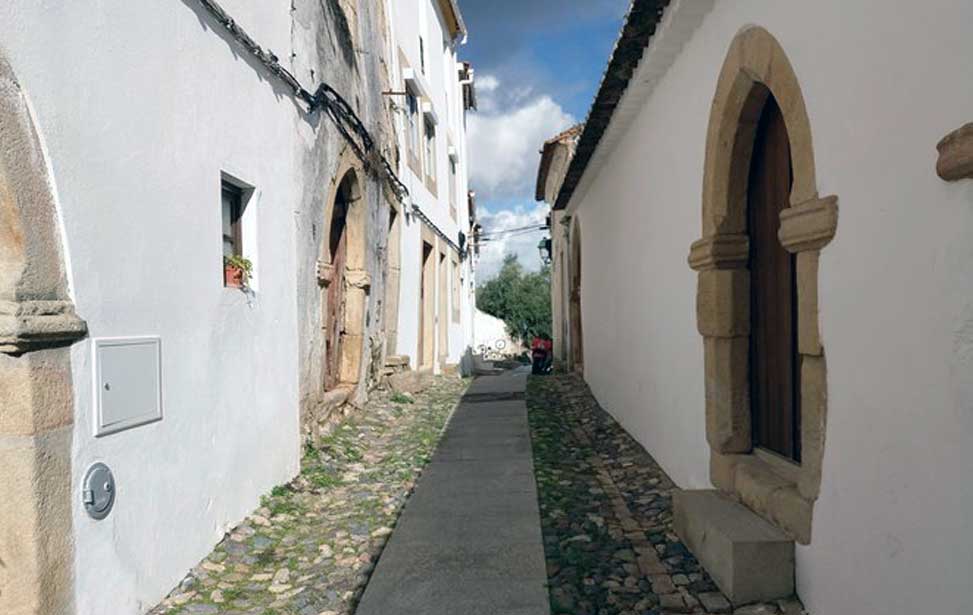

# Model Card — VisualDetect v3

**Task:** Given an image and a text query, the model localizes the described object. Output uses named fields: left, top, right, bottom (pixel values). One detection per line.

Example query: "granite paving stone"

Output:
left=355, top=367, right=549, bottom=615
left=527, top=374, right=808, bottom=615
left=148, top=375, right=467, bottom=615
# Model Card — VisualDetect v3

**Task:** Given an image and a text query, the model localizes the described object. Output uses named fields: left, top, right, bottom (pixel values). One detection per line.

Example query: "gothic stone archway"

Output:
left=687, top=26, right=838, bottom=544
left=0, top=53, right=87, bottom=614
left=317, top=150, right=369, bottom=391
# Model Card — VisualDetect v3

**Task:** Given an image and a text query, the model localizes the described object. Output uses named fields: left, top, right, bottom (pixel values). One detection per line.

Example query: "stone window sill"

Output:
left=753, top=447, right=801, bottom=484
left=713, top=451, right=813, bottom=544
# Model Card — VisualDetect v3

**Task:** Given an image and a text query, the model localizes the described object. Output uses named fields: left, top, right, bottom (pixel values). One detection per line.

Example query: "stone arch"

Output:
left=687, top=26, right=838, bottom=544
left=0, top=51, right=86, bottom=615
left=317, top=148, right=369, bottom=390
left=568, top=217, right=584, bottom=374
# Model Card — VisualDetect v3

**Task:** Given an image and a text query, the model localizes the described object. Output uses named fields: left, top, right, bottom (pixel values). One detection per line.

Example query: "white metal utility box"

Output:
left=92, top=336, right=163, bottom=437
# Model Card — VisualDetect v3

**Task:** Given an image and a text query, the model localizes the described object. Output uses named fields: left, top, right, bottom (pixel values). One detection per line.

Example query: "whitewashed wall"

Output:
left=473, top=309, right=524, bottom=357
left=389, top=0, right=475, bottom=371
left=567, top=2, right=973, bottom=614
left=0, top=3, right=302, bottom=613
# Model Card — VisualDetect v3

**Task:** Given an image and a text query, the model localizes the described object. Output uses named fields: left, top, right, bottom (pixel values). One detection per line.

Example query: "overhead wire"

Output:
left=193, top=0, right=464, bottom=256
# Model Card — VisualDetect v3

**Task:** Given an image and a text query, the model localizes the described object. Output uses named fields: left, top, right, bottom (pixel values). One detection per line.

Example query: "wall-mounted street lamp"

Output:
left=538, top=237, right=552, bottom=266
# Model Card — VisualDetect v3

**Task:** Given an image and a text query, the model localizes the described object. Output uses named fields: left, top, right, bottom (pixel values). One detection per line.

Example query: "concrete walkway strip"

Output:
left=356, top=368, right=550, bottom=615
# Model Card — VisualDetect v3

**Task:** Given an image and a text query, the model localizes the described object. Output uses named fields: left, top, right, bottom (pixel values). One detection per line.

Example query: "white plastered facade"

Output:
left=561, top=2, right=973, bottom=614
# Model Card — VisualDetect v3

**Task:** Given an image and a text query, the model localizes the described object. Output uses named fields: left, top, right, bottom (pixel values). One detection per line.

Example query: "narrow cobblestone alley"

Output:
left=528, top=375, right=805, bottom=615
left=149, top=376, right=467, bottom=615
left=356, top=367, right=549, bottom=615
left=149, top=370, right=812, bottom=615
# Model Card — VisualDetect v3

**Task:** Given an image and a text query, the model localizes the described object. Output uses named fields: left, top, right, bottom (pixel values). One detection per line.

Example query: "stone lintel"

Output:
left=936, top=122, right=973, bottom=181
left=778, top=196, right=838, bottom=253
left=688, top=234, right=749, bottom=272
left=673, top=489, right=794, bottom=604
left=0, top=300, right=87, bottom=355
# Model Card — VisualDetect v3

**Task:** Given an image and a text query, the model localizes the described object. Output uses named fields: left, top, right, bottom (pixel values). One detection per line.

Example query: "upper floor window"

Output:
left=419, top=37, right=426, bottom=74
left=220, top=175, right=255, bottom=289
left=449, top=157, right=458, bottom=220
left=406, top=89, right=422, bottom=176
left=407, top=91, right=420, bottom=152
left=424, top=118, right=437, bottom=184
left=222, top=183, right=243, bottom=258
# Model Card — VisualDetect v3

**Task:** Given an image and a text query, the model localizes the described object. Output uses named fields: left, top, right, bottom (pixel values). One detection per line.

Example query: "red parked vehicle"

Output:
left=531, top=337, right=553, bottom=375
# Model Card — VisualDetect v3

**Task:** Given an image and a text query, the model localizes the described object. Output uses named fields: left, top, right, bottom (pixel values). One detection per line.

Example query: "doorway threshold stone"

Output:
left=674, top=489, right=794, bottom=605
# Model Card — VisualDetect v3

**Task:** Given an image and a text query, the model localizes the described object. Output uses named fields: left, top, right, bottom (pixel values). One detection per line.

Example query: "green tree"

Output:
left=477, top=254, right=552, bottom=341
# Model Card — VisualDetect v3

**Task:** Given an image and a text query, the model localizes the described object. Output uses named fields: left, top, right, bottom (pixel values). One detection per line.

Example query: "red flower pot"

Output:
left=224, top=265, right=245, bottom=288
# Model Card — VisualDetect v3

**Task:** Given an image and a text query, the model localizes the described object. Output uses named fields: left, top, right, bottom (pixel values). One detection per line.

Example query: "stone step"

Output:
left=674, top=489, right=794, bottom=605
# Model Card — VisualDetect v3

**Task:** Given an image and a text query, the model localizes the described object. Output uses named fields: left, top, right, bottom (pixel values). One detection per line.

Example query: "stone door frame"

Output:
left=0, top=52, right=87, bottom=615
left=384, top=199, right=402, bottom=356
left=568, top=217, right=584, bottom=374
left=687, top=26, right=838, bottom=544
left=318, top=149, right=370, bottom=389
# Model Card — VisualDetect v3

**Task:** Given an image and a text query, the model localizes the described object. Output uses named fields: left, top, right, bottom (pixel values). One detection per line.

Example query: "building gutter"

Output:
left=192, top=0, right=467, bottom=256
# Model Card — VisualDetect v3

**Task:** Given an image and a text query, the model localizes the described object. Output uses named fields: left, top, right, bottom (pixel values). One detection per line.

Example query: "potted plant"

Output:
left=223, top=255, right=253, bottom=289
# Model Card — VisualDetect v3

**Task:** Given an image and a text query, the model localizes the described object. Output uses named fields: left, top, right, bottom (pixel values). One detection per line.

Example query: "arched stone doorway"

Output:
left=318, top=150, right=369, bottom=392
left=0, top=53, right=86, bottom=614
left=568, top=219, right=584, bottom=374
left=687, top=26, right=838, bottom=544
left=384, top=201, right=402, bottom=356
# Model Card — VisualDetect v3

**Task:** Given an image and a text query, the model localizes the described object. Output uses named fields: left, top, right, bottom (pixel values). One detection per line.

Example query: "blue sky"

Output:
left=457, top=0, right=630, bottom=279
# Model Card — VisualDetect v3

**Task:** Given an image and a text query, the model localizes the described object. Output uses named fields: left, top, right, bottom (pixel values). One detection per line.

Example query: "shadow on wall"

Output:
left=178, top=0, right=331, bottom=128
left=324, top=0, right=358, bottom=68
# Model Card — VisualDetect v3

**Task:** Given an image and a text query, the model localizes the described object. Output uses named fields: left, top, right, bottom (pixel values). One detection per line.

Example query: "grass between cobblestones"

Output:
left=149, top=375, right=467, bottom=615
left=527, top=374, right=803, bottom=615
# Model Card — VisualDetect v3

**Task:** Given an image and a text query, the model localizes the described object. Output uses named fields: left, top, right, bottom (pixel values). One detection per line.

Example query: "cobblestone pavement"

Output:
left=527, top=374, right=805, bottom=615
left=149, top=375, right=467, bottom=615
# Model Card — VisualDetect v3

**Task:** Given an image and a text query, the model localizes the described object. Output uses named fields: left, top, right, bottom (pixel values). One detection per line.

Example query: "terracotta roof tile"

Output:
left=553, top=0, right=670, bottom=210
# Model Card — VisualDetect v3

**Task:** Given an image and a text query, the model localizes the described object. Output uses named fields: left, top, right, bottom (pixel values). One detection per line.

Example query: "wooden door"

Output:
left=419, top=243, right=433, bottom=368
left=325, top=200, right=348, bottom=390
left=748, top=95, right=800, bottom=462
left=438, top=251, right=448, bottom=365
left=569, top=237, right=584, bottom=373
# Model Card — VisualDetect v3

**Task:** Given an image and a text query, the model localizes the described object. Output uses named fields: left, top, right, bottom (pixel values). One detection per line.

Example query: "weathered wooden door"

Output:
left=748, top=95, right=801, bottom=462
left=418, top=243, right=433, bottom=368
left=325, top=199, right=348, bottom=391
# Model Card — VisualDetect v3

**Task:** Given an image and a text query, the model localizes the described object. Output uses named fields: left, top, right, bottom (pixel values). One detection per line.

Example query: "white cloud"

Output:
left=468, top=77, right=575, bottom=202
left=478, top=74, right=500, bottom=92
left=476, top=204, right=549, bottom=282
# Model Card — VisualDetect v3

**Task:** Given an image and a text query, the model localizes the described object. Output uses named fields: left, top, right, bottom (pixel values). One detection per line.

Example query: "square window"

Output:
left=222, top=182, right=243, bottom=258
left=220, top=175, right=256, bottom=289
left=424, top=119, right=436, bottom=181
left=407, top=90, right=421, bottom=159
left=420, top=37, right=426, bottom=74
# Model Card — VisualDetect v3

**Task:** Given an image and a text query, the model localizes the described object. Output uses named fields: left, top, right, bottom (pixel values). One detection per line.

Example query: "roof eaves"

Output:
left=553, top=0, right=670, bottom=210
left=438, top=0, right=468, bottom=43
left=535, top=141, right=557, bottom=202
left=536, top=123, right=584, bottom=202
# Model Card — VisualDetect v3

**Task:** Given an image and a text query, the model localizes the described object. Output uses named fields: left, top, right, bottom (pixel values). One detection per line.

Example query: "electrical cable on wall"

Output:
left=194, top=0, right=464, bottom=256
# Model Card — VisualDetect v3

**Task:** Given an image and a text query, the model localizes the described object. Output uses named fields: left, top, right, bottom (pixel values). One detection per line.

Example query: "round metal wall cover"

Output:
left=82, top=463, right=116, bottom=520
